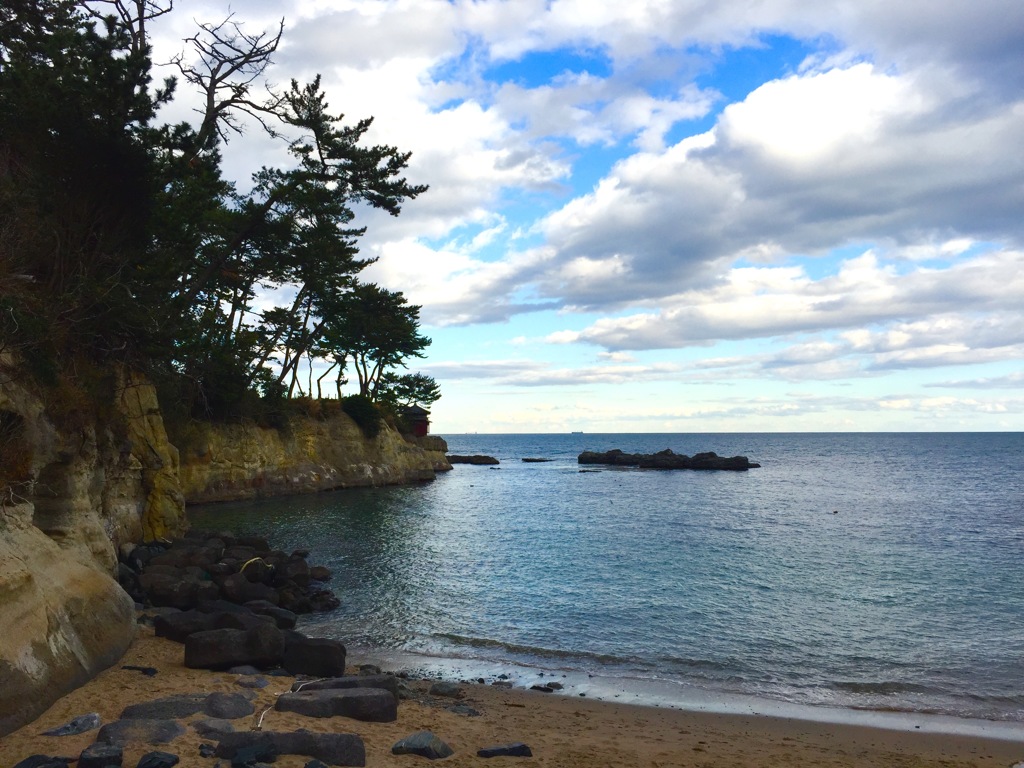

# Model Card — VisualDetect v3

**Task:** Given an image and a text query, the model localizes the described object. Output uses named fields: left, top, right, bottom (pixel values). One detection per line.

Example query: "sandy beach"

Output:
left=3, top=626, right=1022, bottom=768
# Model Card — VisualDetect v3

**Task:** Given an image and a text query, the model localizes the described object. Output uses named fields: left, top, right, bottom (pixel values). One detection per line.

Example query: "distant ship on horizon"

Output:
left=571, top=430, right=583, bottom=434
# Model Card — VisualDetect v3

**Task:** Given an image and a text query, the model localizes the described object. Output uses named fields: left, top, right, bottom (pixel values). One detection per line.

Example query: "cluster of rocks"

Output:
left=446, top=454, right=500, bottom=465
left=578, top=448, right=760, bottom=471
left=119, top=531, right=339, bottom=615
left=13, top=528, right=537, bottom=767
left=17, top=680, right=533, bottom=766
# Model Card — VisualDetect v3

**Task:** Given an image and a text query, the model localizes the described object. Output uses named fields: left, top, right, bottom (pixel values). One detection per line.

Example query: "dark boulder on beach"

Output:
left=215, top=731, right=365, bottom=767
left=428, top=681, right=463, bottom=698
left=184, top=625, right=285, bottom=671
left=282, top=634, right=347, bottom=677
left=77, top=742, right=123, bottom=768
left=13, top=757, right=70, bottom=768
left=291, top=674, right=400, bottom=699
left=578, top=448, right=760, bottom=470
left=478, top=743, right=533, bottom=758
left=135, top=751, right=179, bottom=768
left=191, top=718, right=235, bottom=738
left=245, top=600, right=298, bottom=629
left=447, top=454, right=500, bottom=465
left=96, top=718, right=185, bottom=746
left=154, top=609, right=275, bottom=643
left=392, top=731, right=454, bottom=760
left=119, top=692, right=254, bottom=721
left=137, top=572, right=204, bottom=610
left=220, top=572, right=279, bottom=605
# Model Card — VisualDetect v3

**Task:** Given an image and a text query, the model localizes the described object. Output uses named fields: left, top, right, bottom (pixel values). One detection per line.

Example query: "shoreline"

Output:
left=3, top=627, right=1022, bottom=768
left=340, top=645, right=1024, bottom=743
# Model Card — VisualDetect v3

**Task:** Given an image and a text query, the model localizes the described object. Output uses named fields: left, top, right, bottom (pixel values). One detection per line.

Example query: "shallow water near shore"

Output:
left=189, top=432, right=1024, bottom=728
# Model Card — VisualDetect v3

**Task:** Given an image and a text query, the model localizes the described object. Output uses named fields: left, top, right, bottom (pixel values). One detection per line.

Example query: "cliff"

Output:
left=179, top=417, right=450, bottom=504
left=0, top=362, right=449, bottom=735
left=0, top=367, right=184, bottom=734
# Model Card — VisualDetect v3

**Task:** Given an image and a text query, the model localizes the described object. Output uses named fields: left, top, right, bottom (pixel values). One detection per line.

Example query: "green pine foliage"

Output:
left=0, top=0, right=439, bottom=424
left=341, top=394, right=383, bottom=439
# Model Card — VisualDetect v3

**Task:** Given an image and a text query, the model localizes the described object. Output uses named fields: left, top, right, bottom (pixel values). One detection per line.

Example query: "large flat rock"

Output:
left=275, top=688, right=397, bottom=722
left=214, top=730, right=365, bottom=766
left=290, top=674, right=399, bottom=698
left=96, top=718, right=185, bottom=746
left=183, top=625, right=284, bottom=670
left=120, top=692, right=254, bottom=720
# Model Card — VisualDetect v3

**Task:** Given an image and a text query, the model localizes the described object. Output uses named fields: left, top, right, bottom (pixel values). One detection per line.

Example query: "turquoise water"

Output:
left=189, top=433, right=1024, bottom=722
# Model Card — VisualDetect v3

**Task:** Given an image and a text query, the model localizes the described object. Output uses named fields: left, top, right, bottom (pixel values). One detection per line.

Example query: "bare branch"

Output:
left=172, top=14, right=285, bottom=152
left=84, top=0, right=174, bottom=55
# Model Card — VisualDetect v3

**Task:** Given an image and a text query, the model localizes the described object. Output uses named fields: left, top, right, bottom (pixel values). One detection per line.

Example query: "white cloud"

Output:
left=549, top=248, right=1024, bottom=352
left=718, top=63, right=922, bottom=161
left=927, top=372, right=1024, bottom=390
left=364, top=241, right=560, bottom=325
left=145, top=1, right=1024, bottom=430
left=424, top=359, right=684, bottom=387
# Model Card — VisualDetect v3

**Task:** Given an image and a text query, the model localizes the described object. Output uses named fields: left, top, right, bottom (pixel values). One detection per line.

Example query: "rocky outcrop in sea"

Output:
left=447, top=454, right=500, bottom=465
left=578, top=449, right=760, bottom=470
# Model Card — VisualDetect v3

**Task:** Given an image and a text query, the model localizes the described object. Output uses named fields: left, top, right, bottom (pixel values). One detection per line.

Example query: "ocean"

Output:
left=188, top=432, right=1024, bottom=729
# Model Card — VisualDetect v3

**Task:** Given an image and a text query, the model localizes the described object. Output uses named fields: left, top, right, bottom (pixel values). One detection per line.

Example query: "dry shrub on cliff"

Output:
left=288, top=396, right=344, bottom=421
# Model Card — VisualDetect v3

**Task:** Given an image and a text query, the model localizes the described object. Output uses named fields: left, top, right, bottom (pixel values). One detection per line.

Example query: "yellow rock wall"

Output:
left=0, top=366, right=154, bottom=735
left=179, top=413, right=450, bottom=504
left=0, top=500, right=135, bottom=735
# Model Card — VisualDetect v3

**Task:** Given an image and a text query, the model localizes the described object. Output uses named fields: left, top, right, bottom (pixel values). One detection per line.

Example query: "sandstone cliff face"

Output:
left=0, top=367, right=182, bottom=734
left=178, top=414, right=450, bottom=504
left=0, top=501, right=135, bottom=735
left=0, top=361, right=447, bottom=735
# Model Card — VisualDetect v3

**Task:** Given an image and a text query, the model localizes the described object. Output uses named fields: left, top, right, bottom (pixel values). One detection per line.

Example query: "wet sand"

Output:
left=2, top=627, right=1023, bottom=768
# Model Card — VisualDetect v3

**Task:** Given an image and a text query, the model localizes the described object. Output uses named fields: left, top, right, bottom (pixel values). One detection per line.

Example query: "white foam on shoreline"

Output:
left=346, top=645, right=1024, bottom=743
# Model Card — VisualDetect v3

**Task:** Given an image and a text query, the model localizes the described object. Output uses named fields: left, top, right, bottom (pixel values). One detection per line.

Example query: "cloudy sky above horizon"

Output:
left=152, top=0, right=1024, bottom=433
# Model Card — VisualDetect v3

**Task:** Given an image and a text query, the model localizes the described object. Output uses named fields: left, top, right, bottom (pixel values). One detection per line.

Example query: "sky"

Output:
left=149, top=0, right=1024, bottom=433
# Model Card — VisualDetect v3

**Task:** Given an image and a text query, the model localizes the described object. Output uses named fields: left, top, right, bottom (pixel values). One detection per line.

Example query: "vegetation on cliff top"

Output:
left=0, top=0, right=440, bottom=425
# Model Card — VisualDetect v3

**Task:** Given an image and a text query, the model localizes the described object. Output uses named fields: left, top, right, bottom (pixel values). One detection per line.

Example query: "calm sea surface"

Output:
left=189, top=433, right=1024, bottom=723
